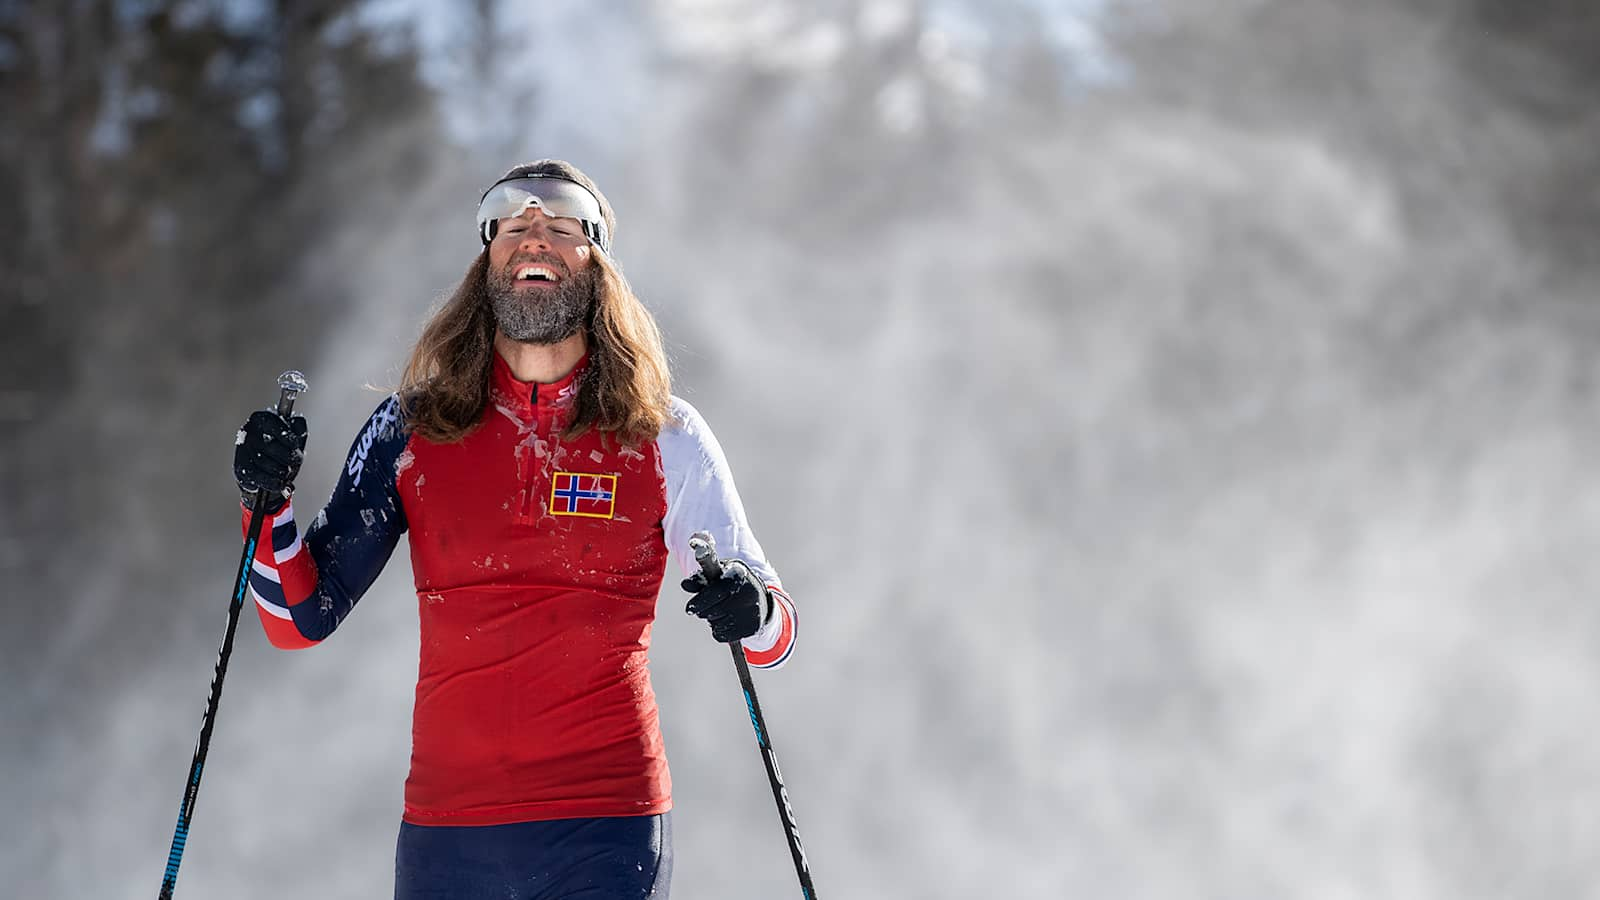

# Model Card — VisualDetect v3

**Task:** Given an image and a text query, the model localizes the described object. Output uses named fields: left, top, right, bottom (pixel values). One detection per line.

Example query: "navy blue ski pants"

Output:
left=395, top=813, right=671, bottom=899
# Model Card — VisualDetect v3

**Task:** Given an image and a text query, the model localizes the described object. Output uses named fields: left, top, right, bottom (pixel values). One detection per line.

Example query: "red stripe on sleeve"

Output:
left=743, top=586, right=796, bottom=669
left=275, top=537, right=317, bottom=606
left=258, top=611, right=318, bottom=649
left=240, top=501, right=320, bottom=650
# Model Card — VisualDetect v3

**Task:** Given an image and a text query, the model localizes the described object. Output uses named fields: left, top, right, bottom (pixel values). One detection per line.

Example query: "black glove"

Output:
left=682, top=559, right=772, bottom=643
left=233, top=409, right=308, bottom=513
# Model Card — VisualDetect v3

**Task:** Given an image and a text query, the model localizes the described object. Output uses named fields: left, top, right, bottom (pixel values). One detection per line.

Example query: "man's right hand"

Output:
left=234, top=410, right=308, bottom=513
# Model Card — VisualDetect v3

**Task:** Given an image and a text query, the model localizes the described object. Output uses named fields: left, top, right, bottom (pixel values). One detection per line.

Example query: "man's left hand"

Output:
left=682, top=560, right=771, bottom=643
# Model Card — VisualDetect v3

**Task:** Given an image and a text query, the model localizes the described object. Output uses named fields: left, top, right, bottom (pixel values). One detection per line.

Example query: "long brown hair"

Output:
left=399, top=247, right=673, bottom=446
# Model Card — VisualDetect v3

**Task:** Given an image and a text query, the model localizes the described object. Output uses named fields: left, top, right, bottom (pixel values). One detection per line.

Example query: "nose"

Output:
left=514, top=215, right=558, bottom=250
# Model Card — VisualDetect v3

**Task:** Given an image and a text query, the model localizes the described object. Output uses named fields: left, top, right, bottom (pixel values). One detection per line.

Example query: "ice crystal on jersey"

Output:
left=492, top=393, right=538, bottom=434
left=394, top=446, right=416, bottom=477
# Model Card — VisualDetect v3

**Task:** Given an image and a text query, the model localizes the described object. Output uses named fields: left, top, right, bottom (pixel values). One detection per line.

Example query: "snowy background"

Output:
left=5, top=1, right=1600, bottom=897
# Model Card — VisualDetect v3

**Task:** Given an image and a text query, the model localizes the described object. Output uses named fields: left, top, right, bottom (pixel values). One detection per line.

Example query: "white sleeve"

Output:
left=658, top=397, right=797, bottom=669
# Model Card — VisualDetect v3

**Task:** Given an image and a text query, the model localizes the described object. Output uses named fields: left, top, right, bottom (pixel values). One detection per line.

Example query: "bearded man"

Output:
left=231, top=159, right=797, bottom=900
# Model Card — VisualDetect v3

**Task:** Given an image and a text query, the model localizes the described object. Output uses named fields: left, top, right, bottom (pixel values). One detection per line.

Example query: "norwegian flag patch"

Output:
left=549, top=472, right=617, bottom=519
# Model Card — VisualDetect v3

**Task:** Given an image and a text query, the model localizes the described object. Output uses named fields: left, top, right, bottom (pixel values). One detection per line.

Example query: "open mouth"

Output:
left=513, top=263, right=562, bottom=285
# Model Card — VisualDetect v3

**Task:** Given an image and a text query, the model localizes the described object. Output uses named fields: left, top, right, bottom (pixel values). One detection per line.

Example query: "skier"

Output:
left=231, top=159, right=797, bottom=899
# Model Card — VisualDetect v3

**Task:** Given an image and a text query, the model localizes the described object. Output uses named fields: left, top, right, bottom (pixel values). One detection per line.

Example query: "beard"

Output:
left=486, top=255, right=598, bottom=344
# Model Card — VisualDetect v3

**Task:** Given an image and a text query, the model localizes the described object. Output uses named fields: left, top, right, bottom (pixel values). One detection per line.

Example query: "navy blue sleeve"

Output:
left=286, top=394, right=410, bottom=642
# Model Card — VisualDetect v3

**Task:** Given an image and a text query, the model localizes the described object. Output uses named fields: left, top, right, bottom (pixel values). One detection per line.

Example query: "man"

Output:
left=231, top=159, right=797, bottom=899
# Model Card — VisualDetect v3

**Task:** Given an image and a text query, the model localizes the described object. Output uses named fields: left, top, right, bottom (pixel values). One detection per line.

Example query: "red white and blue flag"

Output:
left=549, top=472, right=617, bottom=519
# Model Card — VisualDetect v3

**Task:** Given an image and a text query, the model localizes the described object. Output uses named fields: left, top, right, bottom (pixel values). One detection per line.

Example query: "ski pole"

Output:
left=689, top=531, right=819, bottom=900
left=157, top=370, right=308, bottom=900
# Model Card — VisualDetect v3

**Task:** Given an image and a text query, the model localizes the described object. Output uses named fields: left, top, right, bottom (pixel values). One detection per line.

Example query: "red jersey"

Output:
left=241, top=352, right=797, bottom=826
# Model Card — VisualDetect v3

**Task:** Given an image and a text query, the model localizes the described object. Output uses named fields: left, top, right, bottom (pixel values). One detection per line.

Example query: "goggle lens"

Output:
left=476, top=176, right=609, bottom=253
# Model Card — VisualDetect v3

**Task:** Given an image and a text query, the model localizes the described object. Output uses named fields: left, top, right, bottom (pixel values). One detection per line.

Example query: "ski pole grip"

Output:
left=689, top=531, right=724, bottom=580
left=275, top=370, right=309, bottom=418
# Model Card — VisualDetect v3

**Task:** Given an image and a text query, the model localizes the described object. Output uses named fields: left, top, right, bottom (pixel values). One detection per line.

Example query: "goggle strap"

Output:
left=583, top=221, right=610, bottom=255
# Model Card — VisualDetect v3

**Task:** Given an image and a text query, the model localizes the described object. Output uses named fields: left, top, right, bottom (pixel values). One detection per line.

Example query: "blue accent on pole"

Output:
left=235, top=535, right=256, bottom=600
left=744, top=688, right=766, bottom=747
left=164, top=758, right=199, bottom=883
left=165, top=800, right=190, bottom=878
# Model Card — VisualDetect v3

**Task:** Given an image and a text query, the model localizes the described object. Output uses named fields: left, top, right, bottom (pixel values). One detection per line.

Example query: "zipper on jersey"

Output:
left=517, top=388, right=560, bottom=523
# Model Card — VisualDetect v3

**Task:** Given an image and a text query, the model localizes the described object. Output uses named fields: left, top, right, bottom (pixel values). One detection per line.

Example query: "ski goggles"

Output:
left=476, top=175, right=611, bottom=255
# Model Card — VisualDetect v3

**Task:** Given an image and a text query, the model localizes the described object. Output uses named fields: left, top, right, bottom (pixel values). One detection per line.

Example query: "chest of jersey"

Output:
left=395, top=404, right=670, bottom=596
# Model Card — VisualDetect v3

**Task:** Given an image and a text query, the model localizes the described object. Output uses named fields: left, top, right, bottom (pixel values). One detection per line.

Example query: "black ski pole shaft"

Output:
left=689, top=532, right=819, bottom=900
left=157, top=370, right=308, bottom=900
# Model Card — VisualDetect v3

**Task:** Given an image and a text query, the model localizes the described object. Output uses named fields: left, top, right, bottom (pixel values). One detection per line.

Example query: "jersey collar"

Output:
left=490, top=349, right=589, bottom=423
